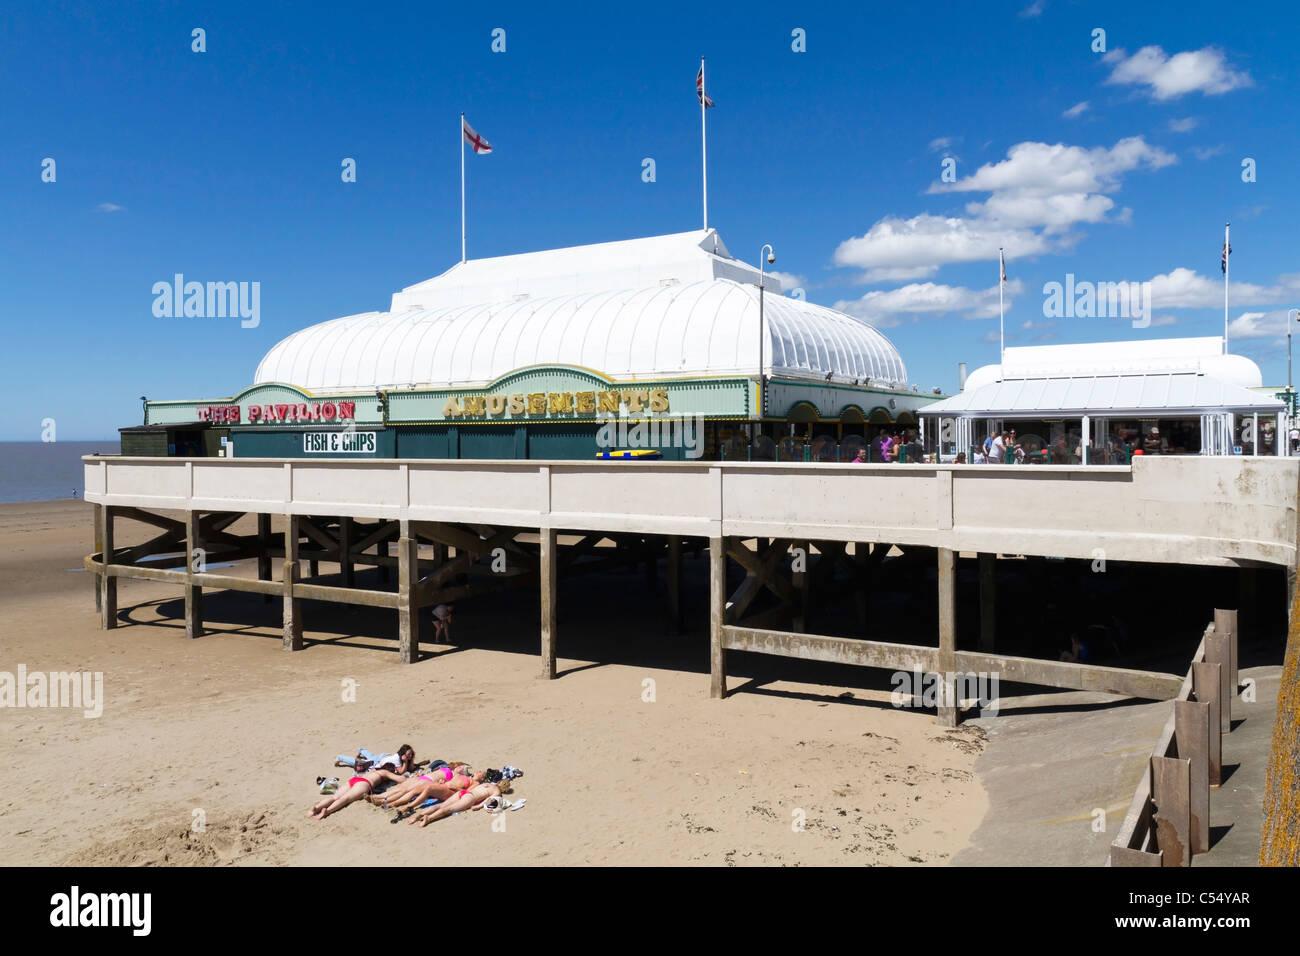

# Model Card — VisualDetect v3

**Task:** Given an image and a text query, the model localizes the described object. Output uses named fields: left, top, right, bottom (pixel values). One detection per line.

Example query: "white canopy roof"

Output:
left=964, top=337, right=1263, bottom=391
left=924, top=370, right=1283, bottom=417
left=255, top=231, right=908, bottom=391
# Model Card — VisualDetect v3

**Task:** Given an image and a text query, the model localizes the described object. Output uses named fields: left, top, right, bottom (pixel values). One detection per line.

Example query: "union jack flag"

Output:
left=696, top=65, right=714, bottom=108
left=1221, top=240, right=1231, bottom=273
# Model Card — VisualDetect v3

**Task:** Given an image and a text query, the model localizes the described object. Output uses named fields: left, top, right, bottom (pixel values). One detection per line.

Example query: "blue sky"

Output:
left=2, top=0, right=1297, bottom=439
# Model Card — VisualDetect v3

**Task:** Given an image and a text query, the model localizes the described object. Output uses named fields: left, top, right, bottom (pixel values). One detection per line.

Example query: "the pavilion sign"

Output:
left=442, top=388, right=670, bottom=419
left=196, top=401, right=357, bottom=424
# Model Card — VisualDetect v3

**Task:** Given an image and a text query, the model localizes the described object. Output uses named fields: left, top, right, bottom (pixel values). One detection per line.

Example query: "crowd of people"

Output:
left=307, top=744, right=525, bottom=826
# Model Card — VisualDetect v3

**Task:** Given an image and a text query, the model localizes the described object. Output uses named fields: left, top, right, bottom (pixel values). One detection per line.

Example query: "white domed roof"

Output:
left=961, top=337, right=1263, bottom=392
left=254, top=279, right=907, bottom=391
left=255, top=230, right=907, bottom=391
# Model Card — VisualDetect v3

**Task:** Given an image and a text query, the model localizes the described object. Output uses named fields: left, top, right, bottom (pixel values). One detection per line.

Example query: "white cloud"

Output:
left=1146, top=268, right=1300, bottom=310
left=1019, top=1, right=1045, bottom=18
left=1226, top=310, right=1298, bottom=340
left=835, top=137, right=1173, bottom=280
left=1168, top=117, right=1198, bottom=132
left=834, top=280, right=1024, bottom=323
left=1192, top=144, right=1226, bottom=160
left=1103, top=46, right=1252, bottom=100
left=1062, top=101, right=1090, bottom=119
left=980, top=330, right=1002, bottom=345
left=96, top=202, right=124, bottom=213
left=833, top=215, right=1054, bottom=280
left=928, top=136, right=955, bottom=152
left=765, top=270, right=807, bottom=291
left=931, top=137, right=1175, bottom=200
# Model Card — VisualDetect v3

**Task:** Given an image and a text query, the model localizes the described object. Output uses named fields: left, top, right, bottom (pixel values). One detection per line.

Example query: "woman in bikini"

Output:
left=408, top=772, right=508, bottom=828
left=373, top=763, right=483, bottom=814
left=307, top=767, right=407, bottom=820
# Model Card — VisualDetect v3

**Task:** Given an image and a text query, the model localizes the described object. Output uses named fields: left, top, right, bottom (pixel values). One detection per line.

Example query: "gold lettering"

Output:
left=486, top=394, right=506, bottom=416
left=576, top=391, right=596, bottom=413
left=649, top=389, right=669, bottom=413
left=597, top=391, right=620, bottom=413
left=548, top=392, right=574, bottom=414
left=442, top=396, right=461, bottom=418
left=508, top=393, right=526, bottom=415
left=527, top=393, right=547, bottom=415
left=622, top=389, right=649, bottom=413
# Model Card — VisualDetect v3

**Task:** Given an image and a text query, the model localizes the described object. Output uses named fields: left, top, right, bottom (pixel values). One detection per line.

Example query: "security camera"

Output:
left=767, top=253, right=775, bottom=264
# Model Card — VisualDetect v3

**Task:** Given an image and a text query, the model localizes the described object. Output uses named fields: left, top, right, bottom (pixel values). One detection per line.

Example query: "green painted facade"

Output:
left=132, top=364, right=943, bottom=461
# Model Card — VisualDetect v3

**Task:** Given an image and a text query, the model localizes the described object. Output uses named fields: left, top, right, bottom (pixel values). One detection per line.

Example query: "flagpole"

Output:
left=700, top=56, right=708, bottom=231
left=1223, top=221, right=1230, bottom=354
left=460, top=113, right=467, bottom=264
left=999, top=248, right=1005, bottom=365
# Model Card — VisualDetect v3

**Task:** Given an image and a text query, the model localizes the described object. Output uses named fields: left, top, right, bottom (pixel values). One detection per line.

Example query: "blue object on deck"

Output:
left=594, top=449, right=662, bottom=460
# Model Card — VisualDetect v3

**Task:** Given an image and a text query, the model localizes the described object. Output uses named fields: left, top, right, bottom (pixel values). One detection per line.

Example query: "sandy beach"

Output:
left=0, top=500, right=988, bottom=866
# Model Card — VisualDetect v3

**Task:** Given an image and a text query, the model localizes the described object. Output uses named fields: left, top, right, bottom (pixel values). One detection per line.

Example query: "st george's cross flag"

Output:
left=1000, top=249, right=1007, bottom=284
left=463, top=117, right=492, bottom=154
left=696, top=65, right=714, bottom=107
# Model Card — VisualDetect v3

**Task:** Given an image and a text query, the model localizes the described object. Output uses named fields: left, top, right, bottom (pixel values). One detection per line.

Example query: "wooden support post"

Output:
left=539, top=527, right=557, bottom=679
left=1214, top=607, right=1238, bottom=696
left=854, top=543, right=869, bottom=633
left=792, top=541, right=810, bottom=633
left=937, top=547, right=958, bottom=726
left=979, top=553, right=996, bottom=652
left=667, top=536, right=682, bottom=635
left=257, top=513, right=272, bottom=603
left=643, top=535, right=658, bottom=591
left=308, top=559, right=319, bottom=578
left=1174, top=699, right=1211, bottom=855
left=1205, top=623, right=1232, bottom=733
left=93, top=504, right=104, bottom=613
left=100, top=505, right=117, bottom=629
left=1151, top=755, right=1192, bottom=866
left=282, top=515, right=303, bottom=651
left=1192, top=661, right=1223, bottom=787
left=184, top=510, right=203, bottom=639
left=1110, top=845, right=1163, bottom=867
left=710, top=536, right=727, bottom=698
left=340, top=516, right=354, bottom=588
left=378, top=539, right=391, bottom=584
left=397, top=527, right=418, bottom=664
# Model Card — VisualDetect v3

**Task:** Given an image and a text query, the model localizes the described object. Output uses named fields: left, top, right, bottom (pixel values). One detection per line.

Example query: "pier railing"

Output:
left=83, top=455, right=1299, bottom=569
left=1110, top=610, right=1238, bottom=866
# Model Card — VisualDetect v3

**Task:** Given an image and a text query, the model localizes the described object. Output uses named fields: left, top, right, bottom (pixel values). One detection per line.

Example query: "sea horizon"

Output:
left=0, top=441, right=122, bottom=504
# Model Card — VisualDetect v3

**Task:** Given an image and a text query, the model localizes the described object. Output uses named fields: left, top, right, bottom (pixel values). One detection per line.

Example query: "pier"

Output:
left=83, top=454, right=1299, bottom=724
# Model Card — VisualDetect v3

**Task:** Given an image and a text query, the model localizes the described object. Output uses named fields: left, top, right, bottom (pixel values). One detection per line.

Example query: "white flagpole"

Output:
left=700, top=56, right=708, bottom=231
left=460, top=113, right=467, bottom=263
left=1223, top=221, right=1230, bottom=354
left=999, top=248, right=1005, bottom=365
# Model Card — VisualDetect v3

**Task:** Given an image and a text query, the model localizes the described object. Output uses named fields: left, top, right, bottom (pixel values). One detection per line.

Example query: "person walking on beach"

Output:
left=431, top=603, right=454, bottom=641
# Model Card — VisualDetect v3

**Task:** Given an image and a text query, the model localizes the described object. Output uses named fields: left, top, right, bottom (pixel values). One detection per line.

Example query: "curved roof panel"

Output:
left=254, top=279, right=908, bottom=391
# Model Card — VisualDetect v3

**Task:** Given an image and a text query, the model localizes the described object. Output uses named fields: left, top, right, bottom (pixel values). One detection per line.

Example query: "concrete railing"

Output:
left=83, top=455, right=1300, bottom=569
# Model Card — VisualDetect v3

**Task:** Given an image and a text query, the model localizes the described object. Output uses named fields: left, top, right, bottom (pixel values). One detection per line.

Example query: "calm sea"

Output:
left=0, top=441, right=121, bottom=504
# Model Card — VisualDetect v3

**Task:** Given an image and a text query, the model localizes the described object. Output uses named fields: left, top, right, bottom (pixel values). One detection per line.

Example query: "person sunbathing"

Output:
left=307, top=767, right=407, bottom=820
left=409, top=773, right=508, bottom=827
left=373, top=763, right=483, bottom=813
